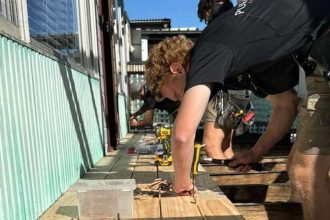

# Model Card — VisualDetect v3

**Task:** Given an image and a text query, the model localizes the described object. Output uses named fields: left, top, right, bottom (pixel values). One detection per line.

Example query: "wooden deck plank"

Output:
left=193, top=173, right=244, bottom=219
left=38, top=135, right=141, bottom=220
left=235, top=202, right=303, bottom=220
left=195, top=198, right=244, bottom=220
left=39, top=133, right=243, bottom=219
left=150, top=162, right=244, bottom=219
left=83, top=151, right=122, bottom=179
left=129, top=138, right=243, bottom=219
left=132, top=155, right=161, bottom=219
left=203, top=162, right=286, bottom=174
left=134, top=191, right=161, bottom=219
left=211, top=171, right=289, bottom=185
left=221, top=183, right=292, bottom=203
left=38, top=189, right=79, bottom=220
left=259, top=156, right=287, bottom=163
left=132, top=155, right=159, bottom=183
left=160, top=196, right=202, bottom=219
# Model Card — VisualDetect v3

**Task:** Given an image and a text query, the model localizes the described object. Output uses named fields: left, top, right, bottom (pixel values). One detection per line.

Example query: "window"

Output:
left=76, top=0, right=99, bottom=71
left=27, top=0, right=81, bottom=63
left=26, top=0, right=100, bottom=73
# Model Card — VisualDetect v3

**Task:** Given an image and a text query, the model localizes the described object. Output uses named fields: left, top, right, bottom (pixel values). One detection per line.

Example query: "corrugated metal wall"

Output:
left=0, top=34, right=104, bottom=220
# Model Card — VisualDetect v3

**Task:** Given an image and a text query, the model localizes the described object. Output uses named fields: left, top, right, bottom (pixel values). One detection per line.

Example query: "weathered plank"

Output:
left=39, top=133, right=243, bottom=220
left=221, top=183, right=292, bottom=203
left=104, top=134, right=152, bottom=180
left=193, top=174, right=244, bottom=219
left=235, top=202, right=303, bottom=220
left=211, top=171, right=289, bottom=185
left=203, top=162, right=287, bottom=174
left=38, top=134, right=141, bottom=220
left=38, top=189, right=79, bottom=220
left=132, top=155, right=161, bottom=219
left=160, top=196, right=203, bottom=219
left=152, top=163, right=244, bottom=219
left=259, top=156, right=288, bottom=163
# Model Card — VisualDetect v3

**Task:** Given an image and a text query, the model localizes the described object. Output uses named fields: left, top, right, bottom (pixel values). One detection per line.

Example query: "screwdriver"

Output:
left=191, top=144, right=205, bottom=203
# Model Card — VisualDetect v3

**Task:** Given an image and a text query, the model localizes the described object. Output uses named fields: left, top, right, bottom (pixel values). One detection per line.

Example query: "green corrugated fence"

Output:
left=0, top=34, right=104, bottom=220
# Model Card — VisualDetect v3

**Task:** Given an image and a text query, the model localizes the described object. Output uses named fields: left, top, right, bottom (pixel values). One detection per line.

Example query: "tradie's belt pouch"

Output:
left=216, top=91, right=251, bottom=130
left=310, top=25, right=330, bottom=82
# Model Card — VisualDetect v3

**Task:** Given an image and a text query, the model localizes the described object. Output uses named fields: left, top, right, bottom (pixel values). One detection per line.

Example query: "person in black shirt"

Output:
left=197, top=0, right=255, bottom=161
left=129, top=82, right=180, bottom=127
left=197, top=0, right=234, bottom=24
left=144, top=0, right=330, bottom=218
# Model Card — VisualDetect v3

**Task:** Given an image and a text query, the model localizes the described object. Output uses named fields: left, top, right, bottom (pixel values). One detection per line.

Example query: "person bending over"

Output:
left=145, top=0, right=330, bottom=219
left=129, top=82, right=180, bottom=127
left=197, top=0, right=253, bottom=160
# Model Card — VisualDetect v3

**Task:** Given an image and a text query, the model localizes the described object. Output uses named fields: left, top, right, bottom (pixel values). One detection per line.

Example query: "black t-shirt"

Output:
left=133, top=90, right=180, bottom=117
left=224, top=56, right=299, bottom=97
left=185, top=0, right=330, bottom=97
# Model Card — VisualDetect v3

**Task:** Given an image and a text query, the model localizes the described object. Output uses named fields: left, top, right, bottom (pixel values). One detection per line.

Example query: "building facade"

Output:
left=0, top=0, right=129, bottom=219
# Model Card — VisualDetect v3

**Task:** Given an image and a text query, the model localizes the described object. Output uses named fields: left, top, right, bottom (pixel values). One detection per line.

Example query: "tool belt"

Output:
left=310, top=25, right=330, bottom=82
left=216, top=90, right=254, bottom=135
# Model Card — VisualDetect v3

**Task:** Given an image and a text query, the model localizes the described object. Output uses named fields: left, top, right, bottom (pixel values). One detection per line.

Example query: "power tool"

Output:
left=154, top=138, right=172, bottom=166
left=216, top=90, right=255, bottom=136
left=203, top=158, right=263, bottom=171
left=154, top=126, right=173, bottom=166
left=155, top=126, right=171, bottom=141
left=192, top=145, right=263, bottom=172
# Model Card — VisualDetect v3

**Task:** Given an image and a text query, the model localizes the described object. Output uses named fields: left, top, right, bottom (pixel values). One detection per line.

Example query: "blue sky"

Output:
left=124, top=0, right=238, bottom=30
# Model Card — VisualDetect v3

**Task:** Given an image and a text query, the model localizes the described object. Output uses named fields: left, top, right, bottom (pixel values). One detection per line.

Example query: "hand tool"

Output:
left=191, top=143, right=205, bottom=203
left=202, top=157, right=263, bottom=171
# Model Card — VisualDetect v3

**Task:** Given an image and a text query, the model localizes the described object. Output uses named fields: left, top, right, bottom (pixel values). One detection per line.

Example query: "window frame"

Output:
left=0, top=0, right=29, bottom=41
left=0, top=16, right=19, bottom=38
left=0, top=0, right=101, bottom=76
left=75, top=0, right=100, bottom=74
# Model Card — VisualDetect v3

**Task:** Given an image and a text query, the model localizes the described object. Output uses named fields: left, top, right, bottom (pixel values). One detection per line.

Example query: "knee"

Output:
left=288, top=163, right=313, bottom=192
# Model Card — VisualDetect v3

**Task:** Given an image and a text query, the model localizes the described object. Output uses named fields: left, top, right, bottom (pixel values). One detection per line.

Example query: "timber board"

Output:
left=203, top=162, right=286, bottom=174
left=220, top=183, right=292, bottom=203
left=39, top=133, right=243, bottom=219
left=211, top=171, right=289, bottom=185
left=131, top=147, right=244, bottom=219
left=235, top=202, right=302, bottom=220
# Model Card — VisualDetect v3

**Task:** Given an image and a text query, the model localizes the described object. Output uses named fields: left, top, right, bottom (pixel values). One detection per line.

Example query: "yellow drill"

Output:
left=155, top=127, right=171, bottom=141
left=154, top=126, right=173, bottom=166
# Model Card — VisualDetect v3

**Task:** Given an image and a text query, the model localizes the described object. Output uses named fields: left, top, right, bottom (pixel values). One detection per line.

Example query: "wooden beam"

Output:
left=203, top=162, right=287, bottom=174
left=235, top=202, right=303, bottom=220
left=221, top=183, right=292, bottom=203
left=211, top=171, right=289, bottom=185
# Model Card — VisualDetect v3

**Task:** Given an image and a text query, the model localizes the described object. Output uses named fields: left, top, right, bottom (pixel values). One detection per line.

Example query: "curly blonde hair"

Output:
left=145, top=35, right=194, bottom=98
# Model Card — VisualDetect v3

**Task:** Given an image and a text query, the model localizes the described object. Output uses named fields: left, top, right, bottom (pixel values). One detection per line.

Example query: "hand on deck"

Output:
left=173, top=181, right=197, bottom=196
left=229, top=149, right=261, bottom=172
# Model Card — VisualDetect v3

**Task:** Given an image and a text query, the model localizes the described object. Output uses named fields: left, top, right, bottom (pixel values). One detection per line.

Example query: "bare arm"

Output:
left=172, top=84, right=211, bottom=193
left=130, top=110, right=154, bottom=127
left=230, top=89, right=300, bottom=171
left=131, top=104, right=150, bottom=118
